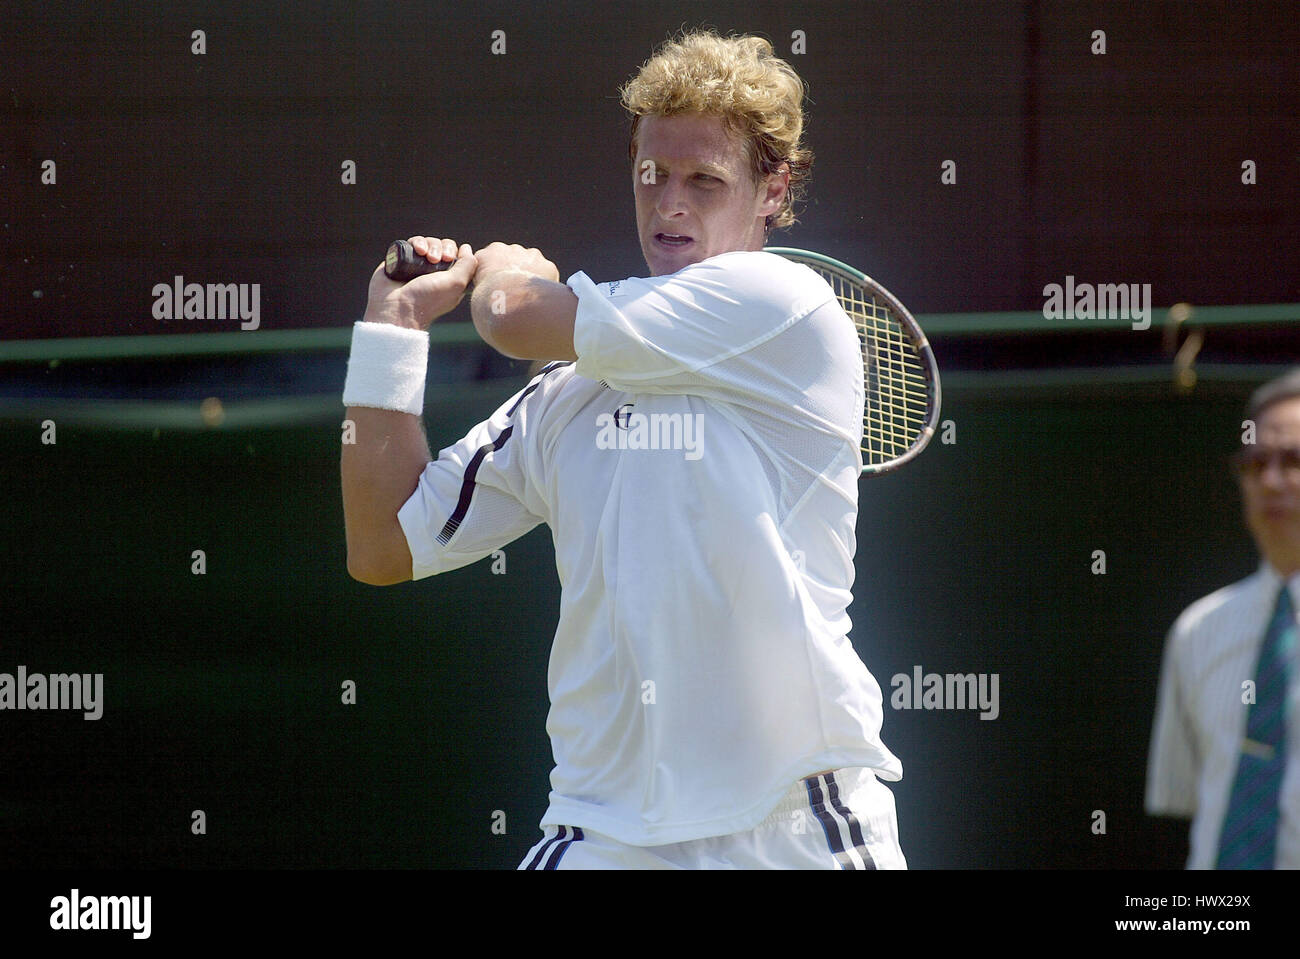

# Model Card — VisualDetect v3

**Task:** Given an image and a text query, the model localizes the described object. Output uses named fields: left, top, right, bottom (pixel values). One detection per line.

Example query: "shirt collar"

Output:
left=1258, top=561, right=1300, bottom=610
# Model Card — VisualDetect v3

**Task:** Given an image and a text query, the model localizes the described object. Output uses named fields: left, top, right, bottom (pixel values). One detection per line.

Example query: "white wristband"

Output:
left=342, top=321, right=430, bottom=416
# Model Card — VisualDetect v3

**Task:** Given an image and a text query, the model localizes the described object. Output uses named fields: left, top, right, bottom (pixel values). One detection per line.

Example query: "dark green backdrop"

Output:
left=0, top=368, right=1266, bottom=869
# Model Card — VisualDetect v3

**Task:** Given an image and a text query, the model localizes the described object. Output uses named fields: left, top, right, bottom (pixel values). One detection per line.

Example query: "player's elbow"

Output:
left=346, top=545, right=413, bottom=587
left=472, top=301, right=520, bottom=358
left=471, top=280, right=529, bottom=359
left=471, top=274, right=577, bottom=361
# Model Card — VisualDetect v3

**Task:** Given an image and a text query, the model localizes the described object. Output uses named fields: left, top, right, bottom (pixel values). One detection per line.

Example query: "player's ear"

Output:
left=759, top=162, right=790, bottom=216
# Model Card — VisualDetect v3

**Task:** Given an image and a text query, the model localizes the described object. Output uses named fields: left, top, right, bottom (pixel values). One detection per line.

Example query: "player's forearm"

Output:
left=341, top=237, right=472, bottom=585
left=471, top=271, right=579, bottom=361
left=340, top=406, right=431, bottom=585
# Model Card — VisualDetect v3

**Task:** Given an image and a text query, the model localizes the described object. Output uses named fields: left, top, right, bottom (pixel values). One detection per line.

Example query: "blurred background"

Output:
left=1, top=0, right=1298, bottom=869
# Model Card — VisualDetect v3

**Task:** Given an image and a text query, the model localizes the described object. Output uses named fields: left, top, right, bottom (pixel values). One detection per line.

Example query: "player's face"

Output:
left=632, top=114, right=787, bottom=276
left=1238, top=396, right=1300, bottom=575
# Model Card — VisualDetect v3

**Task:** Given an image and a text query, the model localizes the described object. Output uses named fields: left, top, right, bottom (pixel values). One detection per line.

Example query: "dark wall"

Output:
left=3, top=0, right=1297, bottom=340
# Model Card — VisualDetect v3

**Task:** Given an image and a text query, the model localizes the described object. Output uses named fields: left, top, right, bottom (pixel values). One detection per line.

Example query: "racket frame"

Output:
left=763, top=246, right=942, bottom=475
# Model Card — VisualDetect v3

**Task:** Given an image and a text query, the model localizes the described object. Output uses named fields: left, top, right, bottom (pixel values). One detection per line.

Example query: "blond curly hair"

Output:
left=620, top=30, right=813, bottom=231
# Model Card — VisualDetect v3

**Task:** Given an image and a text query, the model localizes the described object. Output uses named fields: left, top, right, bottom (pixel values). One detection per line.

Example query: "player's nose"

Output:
left=655, top=176, right=690, bottom=218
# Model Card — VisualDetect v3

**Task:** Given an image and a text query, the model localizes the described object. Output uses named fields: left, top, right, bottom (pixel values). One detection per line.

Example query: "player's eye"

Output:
left=636, top=161, right=665, bottom=185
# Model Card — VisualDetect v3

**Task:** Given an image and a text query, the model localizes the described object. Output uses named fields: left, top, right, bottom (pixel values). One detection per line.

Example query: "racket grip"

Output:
left=384, top=239, right=455, bottom=282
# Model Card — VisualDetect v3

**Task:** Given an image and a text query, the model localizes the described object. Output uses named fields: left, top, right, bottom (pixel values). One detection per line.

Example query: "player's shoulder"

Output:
left=695, top=249, right=830, bottom=290
left=575, top=251, right=836, bottom=326
left=682, top=249, right=835, bottom=316
left=1168, top=569, right=1267, bottom=644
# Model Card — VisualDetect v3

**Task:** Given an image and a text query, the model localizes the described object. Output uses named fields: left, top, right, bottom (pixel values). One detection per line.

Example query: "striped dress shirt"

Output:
left=1146, top=564, right=1300, bottom=868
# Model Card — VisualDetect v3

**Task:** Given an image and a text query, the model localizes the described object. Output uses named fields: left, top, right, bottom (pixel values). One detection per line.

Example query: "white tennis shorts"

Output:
left=518, top=766, right=906, bottom=870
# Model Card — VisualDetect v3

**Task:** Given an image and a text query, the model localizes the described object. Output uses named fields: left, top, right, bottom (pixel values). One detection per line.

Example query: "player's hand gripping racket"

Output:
left=384, top=239, right=456, bottom=281
left=765, top=247, right=941, bottom=475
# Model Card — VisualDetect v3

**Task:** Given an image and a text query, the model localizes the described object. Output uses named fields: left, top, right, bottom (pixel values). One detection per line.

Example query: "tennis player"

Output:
left=341, top=30, right=906, bottom=869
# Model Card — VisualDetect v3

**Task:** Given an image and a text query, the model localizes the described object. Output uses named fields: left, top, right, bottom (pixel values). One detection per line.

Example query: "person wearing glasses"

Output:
left=1146, top=367, right=1300, bottom=868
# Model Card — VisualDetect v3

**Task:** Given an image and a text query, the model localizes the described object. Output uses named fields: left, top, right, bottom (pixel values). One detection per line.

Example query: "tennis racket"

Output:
left=764, top=247, right=941, bottom=475
left=384, top=239, right=455, bottom=281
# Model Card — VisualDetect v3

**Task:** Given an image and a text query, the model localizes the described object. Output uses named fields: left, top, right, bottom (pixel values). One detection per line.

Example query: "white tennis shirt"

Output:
left=399, top=250, right=902, bottom=845
left=1146, top=564, right=1300, bottom=868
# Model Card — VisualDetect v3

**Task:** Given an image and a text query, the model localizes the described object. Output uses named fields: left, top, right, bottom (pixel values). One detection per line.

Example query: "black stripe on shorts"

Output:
left=543, top=826, right=584, bottom=870
left=524, top=826, right=584, bottom=870
left=825, top=773, right=876, bottom=870
left=806, top=773, right=875, bottom=870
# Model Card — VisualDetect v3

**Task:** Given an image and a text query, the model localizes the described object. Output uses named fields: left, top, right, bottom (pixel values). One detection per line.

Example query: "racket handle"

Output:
left=384, top=239, right=455, bottom=282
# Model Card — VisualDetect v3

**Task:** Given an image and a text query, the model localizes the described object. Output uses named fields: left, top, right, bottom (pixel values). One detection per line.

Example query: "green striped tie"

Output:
left=1216, top=584, right=1296, bottom=869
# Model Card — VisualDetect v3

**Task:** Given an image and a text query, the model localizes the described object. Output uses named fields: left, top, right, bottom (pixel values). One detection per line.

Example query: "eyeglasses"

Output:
left=1231, top=445, right=1300, bottom=479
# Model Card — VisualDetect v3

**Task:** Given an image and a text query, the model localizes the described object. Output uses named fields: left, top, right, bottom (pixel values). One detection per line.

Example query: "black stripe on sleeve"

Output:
left=507, top=361, right=570, bottom=417
left=435, top=362, right=570, bottom=546
left=437, top=425, right=513, bottom=545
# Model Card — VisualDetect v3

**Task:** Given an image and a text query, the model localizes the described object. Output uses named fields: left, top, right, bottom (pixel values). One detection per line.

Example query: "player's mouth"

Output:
left=655, top=232, right=694, bottom=249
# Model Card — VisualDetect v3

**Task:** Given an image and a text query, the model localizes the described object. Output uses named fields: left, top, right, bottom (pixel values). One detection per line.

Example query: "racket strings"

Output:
left=821, top=270, right=930, bottom=466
